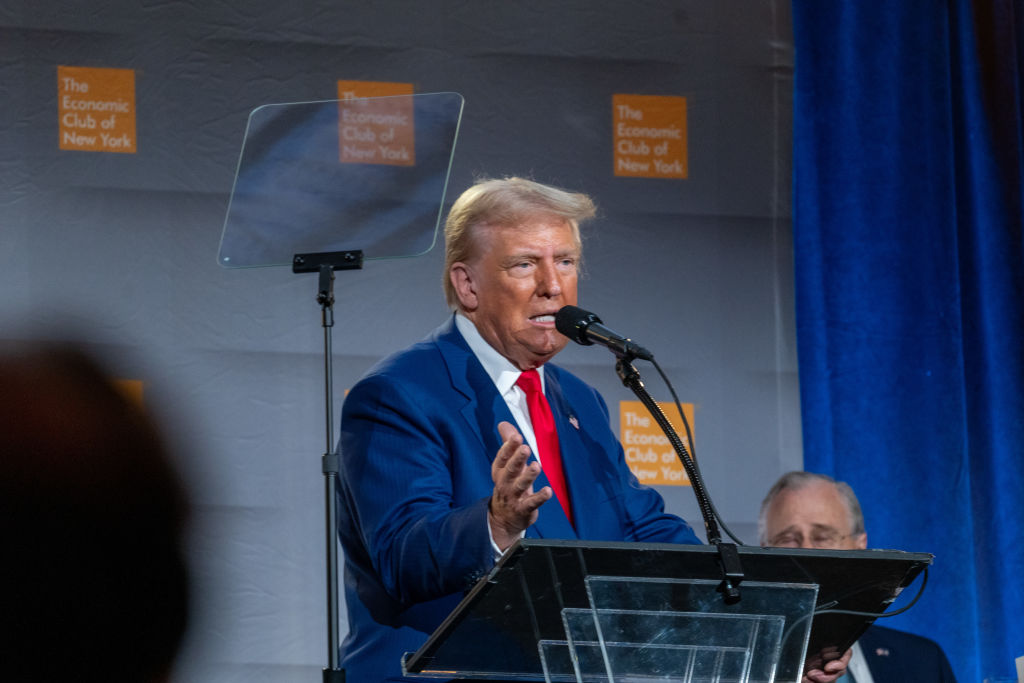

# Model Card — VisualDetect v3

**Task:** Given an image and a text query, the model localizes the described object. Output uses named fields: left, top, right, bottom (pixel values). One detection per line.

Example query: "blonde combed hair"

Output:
left=442, top=177, right=596, bottom=310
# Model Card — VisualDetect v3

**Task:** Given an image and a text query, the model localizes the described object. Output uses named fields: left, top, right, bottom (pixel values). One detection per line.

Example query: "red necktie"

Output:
left=516, top=369, right=572, bottom=525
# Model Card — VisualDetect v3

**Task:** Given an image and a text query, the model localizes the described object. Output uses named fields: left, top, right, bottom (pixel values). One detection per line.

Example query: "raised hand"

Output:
left=488, top=421, right=553, bottom=550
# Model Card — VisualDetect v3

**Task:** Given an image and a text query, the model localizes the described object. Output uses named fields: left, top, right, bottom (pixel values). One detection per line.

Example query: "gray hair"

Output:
left=442, top=176, right=596, bottom=310
left=757, top=471, right=865, bottom=545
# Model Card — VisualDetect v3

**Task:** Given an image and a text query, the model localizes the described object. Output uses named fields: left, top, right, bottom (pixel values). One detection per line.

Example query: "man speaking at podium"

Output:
left=336, top=177, right=846, bottom=682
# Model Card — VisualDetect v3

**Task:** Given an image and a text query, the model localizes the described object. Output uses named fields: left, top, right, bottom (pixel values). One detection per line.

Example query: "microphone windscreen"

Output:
left=555, top=305, right=601, bottom=345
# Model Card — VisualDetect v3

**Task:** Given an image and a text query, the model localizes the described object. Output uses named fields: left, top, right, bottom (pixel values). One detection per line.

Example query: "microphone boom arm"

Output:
left=615, top=355, right=743, bottom=603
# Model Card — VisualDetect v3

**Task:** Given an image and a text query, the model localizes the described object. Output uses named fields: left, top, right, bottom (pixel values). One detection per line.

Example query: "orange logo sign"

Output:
left=336, top=80, right=415, bottom=166
left=58, top=66, right=137, bottom=153
left=613, top=94, right=687, bottom=179
left=619, top=400, right=694, bottom=486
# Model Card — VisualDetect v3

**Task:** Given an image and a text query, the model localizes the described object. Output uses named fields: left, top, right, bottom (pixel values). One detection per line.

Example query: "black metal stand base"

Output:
left=322, top=667, right=346, bottom=683
left=294, top=253, right=364, bottom=680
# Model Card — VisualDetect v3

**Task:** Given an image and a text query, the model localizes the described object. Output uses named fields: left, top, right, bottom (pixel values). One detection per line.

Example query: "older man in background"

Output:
left=760, top=471, right=958, bottom=683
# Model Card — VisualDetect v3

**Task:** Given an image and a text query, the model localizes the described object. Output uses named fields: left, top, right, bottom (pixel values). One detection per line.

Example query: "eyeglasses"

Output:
left=769, top=530, right=849, bottom=549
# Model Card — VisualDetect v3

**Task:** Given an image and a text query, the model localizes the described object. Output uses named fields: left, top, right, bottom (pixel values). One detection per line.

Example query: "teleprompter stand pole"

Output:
left=293, top=250, right=364, bottom=683
left=615, top=355, right=744, bottom=604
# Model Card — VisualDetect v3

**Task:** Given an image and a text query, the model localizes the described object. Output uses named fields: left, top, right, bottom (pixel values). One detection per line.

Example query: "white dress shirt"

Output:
left=846, top=641, right=875, bottom=683
left=454, top=313, right=546, bottom=556
left=454, top=313, right=544, bottom=458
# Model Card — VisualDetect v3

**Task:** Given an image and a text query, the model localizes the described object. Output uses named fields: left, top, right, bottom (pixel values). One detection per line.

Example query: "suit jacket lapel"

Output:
left=435, top=319, right=580, bottom=541
left=434, top=318, right=508, bottom=467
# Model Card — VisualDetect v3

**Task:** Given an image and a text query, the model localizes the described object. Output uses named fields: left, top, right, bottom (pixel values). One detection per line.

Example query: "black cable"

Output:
left=649, top=357, right=746, bottom=545
left=621, top=361, right=720, bottom=543
left=781, top=565, right=930, bottom=649
left=815, top=564, right=929, bottom=620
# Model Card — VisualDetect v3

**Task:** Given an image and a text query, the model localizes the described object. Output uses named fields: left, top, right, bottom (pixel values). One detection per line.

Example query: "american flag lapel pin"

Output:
left=875, top=647, right=890, bottom=657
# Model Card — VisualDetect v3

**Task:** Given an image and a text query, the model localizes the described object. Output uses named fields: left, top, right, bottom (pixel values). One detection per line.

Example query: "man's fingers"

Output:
left=493, top=439, right=526, bottom=478
left=497, top=420, right=521, bottom=441
left=493, top=447, right=535, bottom=505
left=497, top=421, right=524, bottom=460
left=492, top=421, right=526, bottom=473
left=522, top=486, right=553, bottom=512
left=492, top=436, right=520, bottom=471
left=499, top=444, right=532, bottom=483
left=510, top=459, right=541, bottom=494
left=490, top=421, right=553, bottom=534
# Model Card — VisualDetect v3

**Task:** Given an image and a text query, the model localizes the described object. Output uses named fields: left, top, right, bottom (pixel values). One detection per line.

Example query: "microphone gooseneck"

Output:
left=555, top=304, right=745, bottom=602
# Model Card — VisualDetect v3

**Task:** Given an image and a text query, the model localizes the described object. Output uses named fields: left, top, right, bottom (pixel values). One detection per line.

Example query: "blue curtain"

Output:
left=792, top=1, right=1024, bottom=681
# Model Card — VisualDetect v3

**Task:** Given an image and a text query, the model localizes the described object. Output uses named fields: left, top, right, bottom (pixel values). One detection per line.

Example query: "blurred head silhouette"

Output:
left=0, top=345, right=190, bottom=682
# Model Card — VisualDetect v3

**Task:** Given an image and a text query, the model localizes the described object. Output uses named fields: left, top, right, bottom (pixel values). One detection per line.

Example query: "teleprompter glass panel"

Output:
left=218, top=93, right=463, bottom=268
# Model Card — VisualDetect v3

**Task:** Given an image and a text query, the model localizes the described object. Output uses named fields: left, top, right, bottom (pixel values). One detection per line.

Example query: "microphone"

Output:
left=555, top=305, right=654, bottom=361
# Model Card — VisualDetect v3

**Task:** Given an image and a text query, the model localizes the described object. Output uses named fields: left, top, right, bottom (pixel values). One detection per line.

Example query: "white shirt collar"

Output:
left=454, top=313, right=545, bottom=395
left=848, top=640, right=875, bottom=683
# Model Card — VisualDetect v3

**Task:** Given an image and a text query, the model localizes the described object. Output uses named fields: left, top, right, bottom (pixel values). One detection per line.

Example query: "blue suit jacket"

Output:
left=336, top=317, right=700, bottom=682
left=858, top=624, right=957, bottom=682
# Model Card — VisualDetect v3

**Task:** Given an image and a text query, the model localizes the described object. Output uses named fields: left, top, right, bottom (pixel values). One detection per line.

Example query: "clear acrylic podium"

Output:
left=402, top=539, right=932, bottom=683
left=537, top=577, right=817, bottom=682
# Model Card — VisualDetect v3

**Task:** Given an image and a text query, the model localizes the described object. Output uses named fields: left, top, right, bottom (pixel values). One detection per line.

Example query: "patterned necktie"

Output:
left=516, top=369, right=573, bottom=525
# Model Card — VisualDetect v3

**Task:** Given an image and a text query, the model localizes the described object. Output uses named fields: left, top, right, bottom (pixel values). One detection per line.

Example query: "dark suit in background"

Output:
left=857, top=624, right=958, bottom=682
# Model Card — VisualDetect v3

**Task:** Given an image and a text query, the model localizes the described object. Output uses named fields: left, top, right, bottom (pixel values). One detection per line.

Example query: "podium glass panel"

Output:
left=550, top=610, right=781, bottom=683
left=536, top=579, right=816, bottom=683
left=402, top=540, right=932, bottom=682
